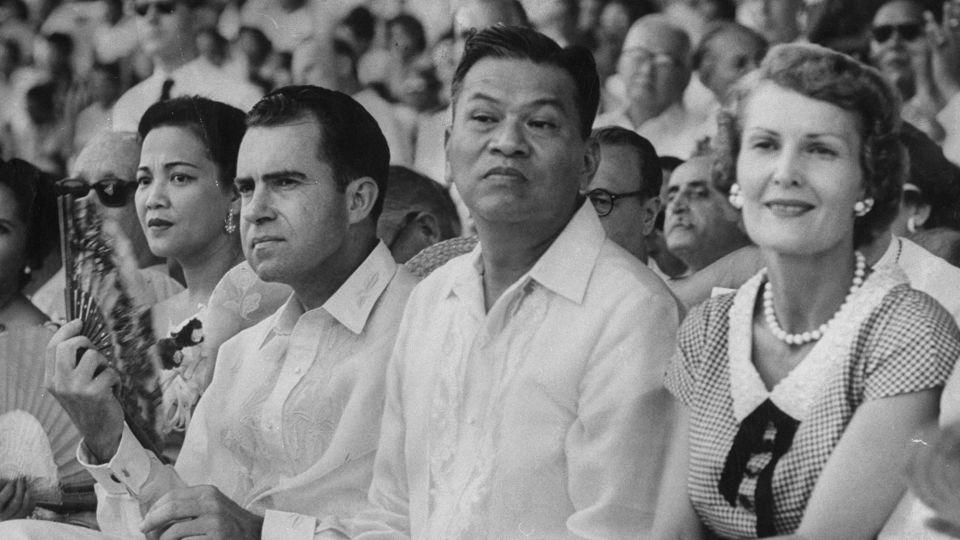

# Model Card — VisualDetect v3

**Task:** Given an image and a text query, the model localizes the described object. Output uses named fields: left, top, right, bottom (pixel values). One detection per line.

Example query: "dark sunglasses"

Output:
left=871, top=23, right=923, bottom=43
left=55, top=177, right=136, bottom=208
left=133, top=0, right=178, bottom=17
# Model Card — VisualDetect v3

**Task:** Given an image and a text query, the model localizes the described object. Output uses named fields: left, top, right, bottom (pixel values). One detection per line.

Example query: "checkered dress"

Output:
left=664, top=265, right=960, bottom=538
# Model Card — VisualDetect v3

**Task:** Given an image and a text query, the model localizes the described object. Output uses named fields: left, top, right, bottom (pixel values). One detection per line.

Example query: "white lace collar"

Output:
left=728, top=264, right=907, bottom=423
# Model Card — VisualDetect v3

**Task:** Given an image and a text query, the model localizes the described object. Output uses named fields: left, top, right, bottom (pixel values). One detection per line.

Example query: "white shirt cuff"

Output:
left=76, top=422, right=153, bottom=496
left=262, top=510, right=317, bottom=540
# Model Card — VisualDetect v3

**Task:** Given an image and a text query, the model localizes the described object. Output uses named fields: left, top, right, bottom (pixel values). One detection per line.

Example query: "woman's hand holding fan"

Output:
left=44, top=321, right=125, bottom=463
left=0, top=478, right=35, bottom=521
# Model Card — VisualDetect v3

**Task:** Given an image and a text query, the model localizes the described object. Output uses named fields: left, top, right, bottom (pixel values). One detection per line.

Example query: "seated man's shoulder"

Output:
left=594, top=240, right=676, bottom=304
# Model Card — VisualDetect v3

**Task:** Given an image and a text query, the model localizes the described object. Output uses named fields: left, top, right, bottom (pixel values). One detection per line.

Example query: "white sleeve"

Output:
left=564, top=289, right=679, bottom=538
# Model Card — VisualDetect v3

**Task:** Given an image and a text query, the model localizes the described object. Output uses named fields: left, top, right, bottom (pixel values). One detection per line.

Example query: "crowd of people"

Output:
left=1, top=0, right=960, bottom=538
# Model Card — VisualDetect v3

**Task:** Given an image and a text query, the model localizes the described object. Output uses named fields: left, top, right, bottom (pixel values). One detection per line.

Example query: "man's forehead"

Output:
left=669, top=158, right=713, bottom=188
left=873, top=0, right=924, bottom=23
left=458, top=58, right=577, bottom=108
left=237, top=121, right=327, bottom=174
left=623, top=21, right=688, bottom=57
left=73, top=133, right=141, bottom=181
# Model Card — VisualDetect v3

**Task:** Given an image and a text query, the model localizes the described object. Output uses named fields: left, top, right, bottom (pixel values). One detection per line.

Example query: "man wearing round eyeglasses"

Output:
left=110, top=0, right=262, bottom=132
left=869, top=0, right=946, bottom=142
left=585, top=126, right=661, bottom=264
left=31, top=132, right=183, bottom=321
left=595, top=15, right=708, bottom=159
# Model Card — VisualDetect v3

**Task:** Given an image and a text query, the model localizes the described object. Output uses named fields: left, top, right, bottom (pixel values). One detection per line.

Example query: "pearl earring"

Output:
left=853, top=198, right=874, bottom=217
left=728, top=183, right=744, bottom=210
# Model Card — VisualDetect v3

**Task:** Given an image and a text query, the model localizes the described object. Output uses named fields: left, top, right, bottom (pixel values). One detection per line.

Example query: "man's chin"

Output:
left=248, top=260, right=286, bottom=284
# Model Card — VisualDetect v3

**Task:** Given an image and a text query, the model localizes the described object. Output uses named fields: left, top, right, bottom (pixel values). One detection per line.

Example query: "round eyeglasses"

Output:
left=585, top=188, right=646, bottom=217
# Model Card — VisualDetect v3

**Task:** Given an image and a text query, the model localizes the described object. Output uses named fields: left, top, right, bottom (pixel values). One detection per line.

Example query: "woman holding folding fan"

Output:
left=132, top=96, right=247, bottom=457
left=650, top=44, right=960, bottom=539
left=0, top=158, right=87, bottom=521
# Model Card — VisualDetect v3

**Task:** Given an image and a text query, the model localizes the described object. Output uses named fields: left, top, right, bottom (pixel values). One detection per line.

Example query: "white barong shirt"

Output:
left=352, top=203, right=680, bottom=539
left=0, top=243, right=417, bottom=540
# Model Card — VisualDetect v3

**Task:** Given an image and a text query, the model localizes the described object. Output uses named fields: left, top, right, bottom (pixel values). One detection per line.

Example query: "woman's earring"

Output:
left=728, top=183, right=744, bottom=210
left=22, top=265, right=31, bottom=276
left=853, top=198, right=874, bottom=217
left=224, top=211, right=237, bottom=234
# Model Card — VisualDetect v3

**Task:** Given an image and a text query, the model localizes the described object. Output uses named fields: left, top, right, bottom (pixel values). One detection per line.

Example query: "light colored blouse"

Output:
left=666, top=264, right=960, bottom=537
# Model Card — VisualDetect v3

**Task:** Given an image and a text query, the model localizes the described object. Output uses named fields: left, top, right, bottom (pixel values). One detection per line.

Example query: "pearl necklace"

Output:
left=762, top=251, right=866, bottom=346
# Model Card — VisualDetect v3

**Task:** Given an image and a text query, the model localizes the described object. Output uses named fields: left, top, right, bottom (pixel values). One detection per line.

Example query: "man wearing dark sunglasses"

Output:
left=869, top=0, right=946, bottom=142
left=110, top=0, right=262, bottom=132
left=31, top=132, right=182, bottom=321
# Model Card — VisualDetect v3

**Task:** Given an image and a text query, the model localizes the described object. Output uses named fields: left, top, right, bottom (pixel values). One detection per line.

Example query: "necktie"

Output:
left=159, top=78, right=175, bottom=102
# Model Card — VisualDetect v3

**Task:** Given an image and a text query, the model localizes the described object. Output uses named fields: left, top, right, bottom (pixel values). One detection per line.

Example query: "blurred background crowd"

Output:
left=2, top=0, right=960, bottom=286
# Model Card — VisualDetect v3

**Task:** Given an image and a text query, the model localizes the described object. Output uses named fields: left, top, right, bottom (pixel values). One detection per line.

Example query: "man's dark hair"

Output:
left=246, top=85, right=391, bottom=221
left=342, top=6, right=376, bottom=43
left=45, top=32, right=74, bottom=57
left=592, top=126, right=662, bottom=201
left=0, top=38, right=22, bottom=68
left=387, top=13, right=428, bottom=56
left=451, top=25, right=600, bottom=139
left=139, top=96, right=247, bottom=190
left=385, top=166, right=461, bottom=239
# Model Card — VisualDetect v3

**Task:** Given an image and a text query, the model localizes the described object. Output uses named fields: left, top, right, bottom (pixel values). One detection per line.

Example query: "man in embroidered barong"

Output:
left=349, top=25, right=680, bottom=539
left=0, top=86, right=419, bottom=539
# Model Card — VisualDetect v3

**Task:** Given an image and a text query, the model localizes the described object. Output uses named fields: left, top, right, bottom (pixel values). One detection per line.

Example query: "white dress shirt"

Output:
left=2, top=243, right=418, bottom=540
left=594, top=102, right=711, bottom=159
left=352, top=203, right=680, bottom=539
left=111, top=57, right=264, bottom=132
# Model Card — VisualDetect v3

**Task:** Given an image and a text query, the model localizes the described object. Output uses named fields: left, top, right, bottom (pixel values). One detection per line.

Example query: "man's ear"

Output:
left=641, top=196, right=660, bottom=236
left=413, top=212, right=443, bottom=244
left=579, top=137, right=600, bottom=192
left=346, top=176, right=379, bottom=224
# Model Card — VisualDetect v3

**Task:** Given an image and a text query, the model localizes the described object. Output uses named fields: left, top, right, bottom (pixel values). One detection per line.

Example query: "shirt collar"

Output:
left=527, top=201, right=605, bottom=304
left=322, top=241, right=398, bottom=334
left=265, top=241, right=398, bottom=340
left=456, top=201, right=605, bottom=306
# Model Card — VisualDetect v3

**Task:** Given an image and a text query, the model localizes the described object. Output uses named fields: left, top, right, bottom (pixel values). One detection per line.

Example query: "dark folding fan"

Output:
left=56, top=188, right=166, bottom=472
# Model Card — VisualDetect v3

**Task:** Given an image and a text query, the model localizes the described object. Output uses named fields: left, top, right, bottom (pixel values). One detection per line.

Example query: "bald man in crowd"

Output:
left=595, top=15, right=709, bottom=158
left=31, top=131, right=183, bottom=320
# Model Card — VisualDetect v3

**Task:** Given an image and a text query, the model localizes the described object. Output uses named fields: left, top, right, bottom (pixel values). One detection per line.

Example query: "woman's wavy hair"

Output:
left=712, top=43, right=907, bottom=248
